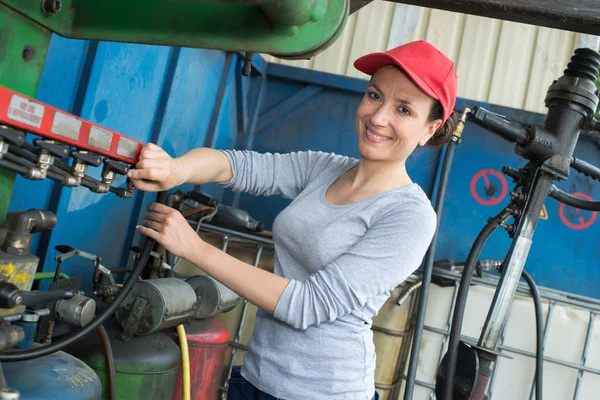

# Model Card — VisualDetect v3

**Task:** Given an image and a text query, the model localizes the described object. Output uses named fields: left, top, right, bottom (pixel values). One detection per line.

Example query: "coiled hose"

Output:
left=0, top=191, right=167, bottom=361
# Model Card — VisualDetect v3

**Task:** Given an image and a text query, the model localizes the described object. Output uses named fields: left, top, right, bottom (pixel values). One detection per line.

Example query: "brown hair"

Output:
left=427, top=100, right=456, bottom=146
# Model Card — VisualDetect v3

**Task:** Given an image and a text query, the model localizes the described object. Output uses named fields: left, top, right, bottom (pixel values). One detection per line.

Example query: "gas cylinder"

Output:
left=2, top=349, right=102, bottom=400
left=65, top=315, right=181, bottom=400
left=170, top=318, right=230, bottom=400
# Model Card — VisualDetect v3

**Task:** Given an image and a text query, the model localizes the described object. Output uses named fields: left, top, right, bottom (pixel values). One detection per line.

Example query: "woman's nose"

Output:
left=370, top=103, right=391, bottom=127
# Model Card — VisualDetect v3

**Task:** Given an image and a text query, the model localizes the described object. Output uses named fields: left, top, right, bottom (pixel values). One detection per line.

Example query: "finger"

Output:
left=136, top=225, right=160, bottom=241
left=143, top=219, right=163, bottom=232
left=127, top=168, right=163, bottom=181
left=127, top=178, right=159, bottom=192
left=145, top=211, right=165, bottom=223
left=147, top=203, right=172, bottom=213
left=139, top=149, right=167, bottom=160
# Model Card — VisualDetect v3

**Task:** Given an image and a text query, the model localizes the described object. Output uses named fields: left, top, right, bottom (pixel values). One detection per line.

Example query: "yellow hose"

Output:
left=176, top=324, right=191, bottom=400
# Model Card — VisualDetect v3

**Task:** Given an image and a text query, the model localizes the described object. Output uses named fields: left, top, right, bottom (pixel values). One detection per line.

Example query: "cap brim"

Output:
left=354, top=52, right=440, bottom=105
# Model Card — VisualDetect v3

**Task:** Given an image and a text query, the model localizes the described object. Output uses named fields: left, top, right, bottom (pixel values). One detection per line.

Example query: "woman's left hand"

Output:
left=136, top=203, right=202, bottom=260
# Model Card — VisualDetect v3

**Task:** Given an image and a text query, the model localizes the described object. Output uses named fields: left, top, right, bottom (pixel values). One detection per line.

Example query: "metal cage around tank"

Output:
left=189, top=221, right=600, bottom=400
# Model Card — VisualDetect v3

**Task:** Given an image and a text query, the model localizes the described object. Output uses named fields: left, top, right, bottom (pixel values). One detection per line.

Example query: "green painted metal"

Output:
left=0, top=5, right=52, bottom=225
left=0, top=0, right=349, bottom=59
left=66, top=317, right=181, bottom=400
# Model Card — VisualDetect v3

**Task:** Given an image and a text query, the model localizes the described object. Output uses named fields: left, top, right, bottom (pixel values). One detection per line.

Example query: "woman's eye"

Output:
left=368, top=92, right=380, bottom=101
left=398, top=106, right=411, bottom=115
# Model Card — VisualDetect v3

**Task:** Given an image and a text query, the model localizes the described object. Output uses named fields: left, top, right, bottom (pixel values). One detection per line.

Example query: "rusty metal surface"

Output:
left=386, top=0, right=600, bottom=35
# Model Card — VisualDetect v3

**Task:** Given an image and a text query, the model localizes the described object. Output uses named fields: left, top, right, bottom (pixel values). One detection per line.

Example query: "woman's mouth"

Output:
left=366, top=129, right=392, bottom=143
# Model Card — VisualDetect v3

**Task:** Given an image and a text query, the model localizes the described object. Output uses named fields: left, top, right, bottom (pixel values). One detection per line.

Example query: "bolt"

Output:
left=21, top=46, right=33, bottom=61
left=510, top=191, right=526, bottom=202
left=13, top=295, right=22, bottom=305
left=41, top=0, right=62, bottom=14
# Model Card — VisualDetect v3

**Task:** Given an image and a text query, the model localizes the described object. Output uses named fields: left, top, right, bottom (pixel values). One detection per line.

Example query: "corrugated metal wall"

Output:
left=265, top=1, right=581, bottom=114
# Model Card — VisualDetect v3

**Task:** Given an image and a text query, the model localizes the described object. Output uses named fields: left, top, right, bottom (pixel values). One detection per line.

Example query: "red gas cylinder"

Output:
left=170, top=318, right=230, bottom=400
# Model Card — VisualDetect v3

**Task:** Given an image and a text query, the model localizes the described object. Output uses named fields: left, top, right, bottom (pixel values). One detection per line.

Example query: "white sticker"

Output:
left=117, top=136, right=137, bottom=159
left=88, top=126, right=112, bottom=151
left=51, top=111, right=81, bottom=140
left=7, top=95, right=44, bottom=128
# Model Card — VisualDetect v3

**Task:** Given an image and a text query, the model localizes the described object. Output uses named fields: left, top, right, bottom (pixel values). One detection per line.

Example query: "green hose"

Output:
left=34, top=272, right=69, bottom=281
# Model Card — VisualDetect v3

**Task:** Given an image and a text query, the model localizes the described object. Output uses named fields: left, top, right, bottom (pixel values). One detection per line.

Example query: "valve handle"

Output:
left=33, top=139, right=69, bottom=158
left=103, top=158, right=130, bottom=175
left=71, top=150, right=102, bottom=167
left=0, top=282, right=74, bottom=308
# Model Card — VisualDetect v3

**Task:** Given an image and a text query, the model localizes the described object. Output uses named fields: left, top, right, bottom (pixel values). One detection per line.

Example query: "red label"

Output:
left=470, top=169, right=508, bottom=206
left=558, top=192, right=597, bottom=230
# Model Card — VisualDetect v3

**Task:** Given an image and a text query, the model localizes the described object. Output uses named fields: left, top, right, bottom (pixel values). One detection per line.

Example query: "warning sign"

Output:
left=470, top=169, right=508, bottom=206
left=558, top=192, right=597, bottom=230
left=539, top=205, right=548, bottom=220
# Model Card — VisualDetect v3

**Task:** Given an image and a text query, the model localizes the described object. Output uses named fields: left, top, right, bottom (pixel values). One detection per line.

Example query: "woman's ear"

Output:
left=420, top=119, right=442, bottom=146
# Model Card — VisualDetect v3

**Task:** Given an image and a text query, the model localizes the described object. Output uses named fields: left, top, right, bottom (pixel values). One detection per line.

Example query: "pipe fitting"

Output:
left=2, top=209, right=57, bottom=256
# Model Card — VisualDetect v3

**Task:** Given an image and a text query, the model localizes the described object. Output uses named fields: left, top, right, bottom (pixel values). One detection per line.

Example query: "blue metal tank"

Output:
left=3, top=349, right=102, bottom=400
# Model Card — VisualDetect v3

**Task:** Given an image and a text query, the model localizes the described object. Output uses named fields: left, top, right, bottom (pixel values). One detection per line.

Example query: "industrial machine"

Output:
left=0, top=0, right=598, bottom=399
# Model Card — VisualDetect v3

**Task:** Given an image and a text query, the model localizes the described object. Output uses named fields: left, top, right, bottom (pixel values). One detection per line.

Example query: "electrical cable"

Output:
left=96, top=324, right=116, bottom=400
left=521, top=270, right=543, bottom=400
left=442, top=208, right=512, bottom=400
left=404, top=136, right=459, bottom=400
left=0, top=191, right=166, bottom=361
left=176, top=324, right=191, bottom=400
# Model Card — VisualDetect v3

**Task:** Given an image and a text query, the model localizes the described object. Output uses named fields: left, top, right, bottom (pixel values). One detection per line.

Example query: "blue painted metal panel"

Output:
left=438, top=99, right=600, bottom=298
left=9, top=35, right=91, bottom=257
left=8, top=34, right=243, bottom=292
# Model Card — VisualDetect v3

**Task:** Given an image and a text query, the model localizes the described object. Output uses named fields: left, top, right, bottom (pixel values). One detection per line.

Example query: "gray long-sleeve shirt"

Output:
left=220, top=150, right=436, bottom=399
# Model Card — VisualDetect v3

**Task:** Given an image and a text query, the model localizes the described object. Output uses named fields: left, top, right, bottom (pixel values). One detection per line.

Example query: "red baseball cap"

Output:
left=354, top=40, right=458, bottom=122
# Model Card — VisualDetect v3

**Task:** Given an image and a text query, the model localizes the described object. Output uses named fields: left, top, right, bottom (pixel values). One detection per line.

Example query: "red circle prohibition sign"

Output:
left=558, top=191, right=597, bottom=230
left=470, top=169, right=508, bottom=206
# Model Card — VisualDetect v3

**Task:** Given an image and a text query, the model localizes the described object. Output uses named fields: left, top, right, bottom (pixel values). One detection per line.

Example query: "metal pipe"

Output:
left=397, top=281, right=422, bottom=307
left=221, top=244, right=264, bottom=400
left=189, top=221, right=275, bottom=246
left=478, top=174, right=553, bottom=350
left=573, top=313, right=596, bottom=399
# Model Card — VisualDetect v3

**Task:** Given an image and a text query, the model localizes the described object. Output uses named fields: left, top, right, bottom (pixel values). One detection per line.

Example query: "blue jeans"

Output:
left=226, top=366, right=380, bottom=400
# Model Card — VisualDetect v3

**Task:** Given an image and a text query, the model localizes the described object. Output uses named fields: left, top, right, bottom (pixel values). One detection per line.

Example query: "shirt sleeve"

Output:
left=273, top=200, right=437, bottom=330
left=220, top=150, right=350, bottom=199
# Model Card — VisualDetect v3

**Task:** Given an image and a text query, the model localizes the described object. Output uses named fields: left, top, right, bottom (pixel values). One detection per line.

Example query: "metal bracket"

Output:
left=118, top=296, right=147, bottom=343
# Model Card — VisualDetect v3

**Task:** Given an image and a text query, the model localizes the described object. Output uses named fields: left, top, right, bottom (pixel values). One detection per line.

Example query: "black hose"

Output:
left=404, top=137, right=458, bottom=400
left=441, top=208, right=512, bottom=400
left=521, top=270, right=543, bottom=400
left=0, top=158, right=29, bottom=175
left=549, top=185, right=600, bottom=211
left=0, top=191, right=166, bottom=361
left=96, top=324, right=116, bottom=400
left=164, top=194, right=178, bottom=277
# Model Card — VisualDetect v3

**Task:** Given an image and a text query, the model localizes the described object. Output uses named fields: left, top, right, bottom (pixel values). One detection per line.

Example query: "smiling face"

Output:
left=355, top=65, right=443, bottom=164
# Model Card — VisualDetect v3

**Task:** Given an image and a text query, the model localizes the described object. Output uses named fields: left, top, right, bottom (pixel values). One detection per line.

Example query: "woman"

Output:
left=128, top=40, right=458, bottom=400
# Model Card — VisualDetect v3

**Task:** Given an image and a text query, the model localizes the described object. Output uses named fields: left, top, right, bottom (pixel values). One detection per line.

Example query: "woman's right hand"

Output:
left=127, top=143, right=187, bottom=192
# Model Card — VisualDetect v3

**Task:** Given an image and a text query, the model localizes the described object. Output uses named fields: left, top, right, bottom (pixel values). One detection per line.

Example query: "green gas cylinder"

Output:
left=64, top=315, right=181, bottom=400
